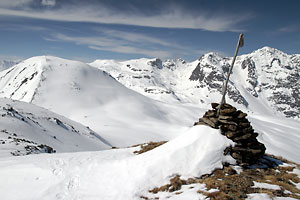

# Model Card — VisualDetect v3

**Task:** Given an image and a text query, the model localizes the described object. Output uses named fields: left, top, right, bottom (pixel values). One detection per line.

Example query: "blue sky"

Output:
left=0, top=0, right=300, bottom=62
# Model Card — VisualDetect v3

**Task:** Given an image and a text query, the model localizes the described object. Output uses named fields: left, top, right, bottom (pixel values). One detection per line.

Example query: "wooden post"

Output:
left=217, top=33, right=244, bottom=116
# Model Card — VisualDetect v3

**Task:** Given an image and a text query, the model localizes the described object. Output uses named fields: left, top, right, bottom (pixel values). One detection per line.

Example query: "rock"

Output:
left=232, top=152, right=242, bottom=160
left=219, top=119, right=238, bottom=126
left=249, top=149, right=263, bottom=155
left=209, top=117, right=219, bottom=124
left=238, top=122, right=251, bottom=128
left=216, top=103, right=233, bottom=110
left=225, top=132, right=236, bottom=138
left=211, top=103, right=219, bottom=109
left=194, top=121, right=207, bottom=126
left=237, top=112, right=247, bottom=119
left=194, top=103, right=266, bottom=167
left=220, top=107, right=237, bottom=115
left=219, top=115, right=233, bottom=120
left=233, top=133, right=253, bottom=141
left=221, top=124, right=237, bottom=132
left=201, top=117, right=218, bottom=128
left=206, top=110, right=216, bottom=117
left=242, top=127, right=254, bottom=134
left=225, top=131, right=242, bottom=138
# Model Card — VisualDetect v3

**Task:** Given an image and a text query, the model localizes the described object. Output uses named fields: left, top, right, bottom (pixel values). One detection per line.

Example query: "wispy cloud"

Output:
left=89, top=45, right=172, bottom=58
left=0, top=0, right=33, bottom=8
left=48, top=32, right=174, bottom=58
left=0, top=24, right=48, bottom=32
left=41, top=0, right=56, bottom=7
left=278, top=25, right=299, bottom=33
left=97, top=29, right=179, bottom=48
left=0, top=3, right=251, bottom=32
left=47, top=28, right=219, bottom=59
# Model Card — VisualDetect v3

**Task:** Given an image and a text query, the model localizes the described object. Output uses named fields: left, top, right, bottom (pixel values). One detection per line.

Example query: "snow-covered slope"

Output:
left=0, top=98, right=111, bottom=158
left=0, top=56, right=199, bottom=147
left=1, top=121, right=299, bottom=200
left=90, top=47, right=300, bottom=118
left=0, top=125, right=235, bottom=200
left=0, top=52, right=299, bottom=199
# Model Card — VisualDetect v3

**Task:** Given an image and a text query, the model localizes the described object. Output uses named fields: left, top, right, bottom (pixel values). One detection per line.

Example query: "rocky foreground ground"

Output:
left=134, top=142, right=300, bottom=200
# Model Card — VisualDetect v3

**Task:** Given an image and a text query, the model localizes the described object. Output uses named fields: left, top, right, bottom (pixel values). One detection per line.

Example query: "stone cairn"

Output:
left=194, top=103, right=266, bottom=168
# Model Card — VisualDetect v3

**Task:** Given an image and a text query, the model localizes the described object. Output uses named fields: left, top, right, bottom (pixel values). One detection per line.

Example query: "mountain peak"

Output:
left=252, top=46, right=287, bottom=56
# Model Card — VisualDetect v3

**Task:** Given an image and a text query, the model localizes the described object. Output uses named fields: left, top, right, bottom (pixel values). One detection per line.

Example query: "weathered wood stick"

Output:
left=217, top=33, right=244, bottom=116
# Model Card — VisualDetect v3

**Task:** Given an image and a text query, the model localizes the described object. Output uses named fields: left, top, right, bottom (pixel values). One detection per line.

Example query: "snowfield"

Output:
left=0, top=98, right=111, bottom=157
left=0, top=126, right=234, bottom=200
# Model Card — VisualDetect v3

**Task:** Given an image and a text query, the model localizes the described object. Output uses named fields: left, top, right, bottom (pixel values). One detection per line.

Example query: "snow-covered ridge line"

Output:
left=90, top=46, right=300, bottom=118
left=0, top=56, right=201, bottom=147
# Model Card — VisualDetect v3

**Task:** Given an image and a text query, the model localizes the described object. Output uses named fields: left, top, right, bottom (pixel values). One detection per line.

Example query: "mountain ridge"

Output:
left=0, top=56, right=199, bottom=147
left=90, top=46, right=300, bottom=119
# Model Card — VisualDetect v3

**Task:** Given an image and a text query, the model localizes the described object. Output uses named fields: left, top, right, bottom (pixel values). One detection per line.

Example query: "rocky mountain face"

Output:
left=90, top=47, right=300, bottom=119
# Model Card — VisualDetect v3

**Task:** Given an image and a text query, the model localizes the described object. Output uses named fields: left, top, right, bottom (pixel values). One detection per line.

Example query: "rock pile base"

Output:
left=194, top=103, right=266, bottom=167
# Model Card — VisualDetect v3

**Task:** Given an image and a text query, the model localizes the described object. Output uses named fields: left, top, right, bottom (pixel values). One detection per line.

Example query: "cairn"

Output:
left=194, top=103, right=266, bottom=167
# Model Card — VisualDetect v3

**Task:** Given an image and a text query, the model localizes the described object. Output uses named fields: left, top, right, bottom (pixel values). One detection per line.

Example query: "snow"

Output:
left=0, top=50, right=299, bottom=199
left=249, top=114, right=300, bottom=163
left=0, top=56, right=201, bottom=147
left=246, top=193, right=272, bottom=200
left=252, top=181, right=281, bottom=190
left=292, top=168, right=300, bottom=189
left=146, top=184, right=207, bottom=200
left=0, top=125, right=234, bottom=200
left=0, top=98, right=111, bottom=157
left=90, top=47, right=300, bottom=119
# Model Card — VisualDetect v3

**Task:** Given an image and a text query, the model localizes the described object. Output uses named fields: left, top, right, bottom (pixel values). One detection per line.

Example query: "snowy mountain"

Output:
left=0, top=51, right=300, bottom=199
left=0, top=54, right=299, bottom=160
left=0, top=59, right=21, bottom=71
left=0, top=97, right=111, bottom=158
left=90, top=47, right=300, bottom=119
left=0, top=56, right=199, bottom=147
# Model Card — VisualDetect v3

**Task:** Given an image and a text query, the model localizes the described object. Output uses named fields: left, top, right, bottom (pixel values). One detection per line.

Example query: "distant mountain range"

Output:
left=0, top=59, right=21, bottom=71
left=90, top=47, right=300, bottom=119
left=0, top=47, right=299, bottom=157
left=0, top=56, right=197, bottom=148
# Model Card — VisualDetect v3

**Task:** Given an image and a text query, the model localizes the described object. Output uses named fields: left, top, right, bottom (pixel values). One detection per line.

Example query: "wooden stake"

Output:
left=217, top=33, right=244, bottom=116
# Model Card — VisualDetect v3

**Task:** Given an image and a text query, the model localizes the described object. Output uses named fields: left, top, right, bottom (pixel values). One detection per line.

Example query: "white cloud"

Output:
left=0, top=0, right=33, bottom=8
left=48, top=29, right=220, bottom=59
left=50, top=32, right=173, bottom=58
left=0, top=3, right=250, bottom=32
left=95, top=28, right=181, bottom=48
left=0, top=24, right=48, bottom=32
left=41, top=0, right=56, bottom=7
left=278, top=25, right=298, bottom=33
left=89, top=45, right=172, bottom=58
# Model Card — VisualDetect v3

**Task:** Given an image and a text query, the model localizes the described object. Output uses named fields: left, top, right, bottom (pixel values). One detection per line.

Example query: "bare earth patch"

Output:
left=143, top=155, right=300, bottom=200
left=133, top=141, right=167, bottom=154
